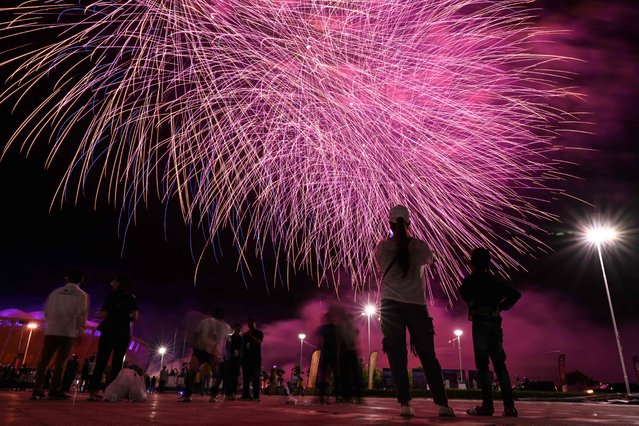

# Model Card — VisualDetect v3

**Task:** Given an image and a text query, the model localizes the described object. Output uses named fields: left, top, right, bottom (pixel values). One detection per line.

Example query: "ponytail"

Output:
left=391, top=217, right=410, bottom=276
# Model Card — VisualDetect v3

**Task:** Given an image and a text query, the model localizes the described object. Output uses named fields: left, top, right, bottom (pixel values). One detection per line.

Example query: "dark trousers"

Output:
left=225, top=358, right=241, bottom=396
left=241, top=359, right=261, bottom=399
left=318, top=352, right=338, bottom=400
left=210, top=361, right=226, bottom=397
left=61, top=364, right=78, bottom=391
left=34, top=335, right=75, bottom=393
left=184, top=349, right=218, bottom=397
left=380, top=299, right=448, bottom=406
left=89, top=333, right=129, bottom=391
left=472, top=321, right=514, bottom=409
left=339, top=349, right=362, bottom=401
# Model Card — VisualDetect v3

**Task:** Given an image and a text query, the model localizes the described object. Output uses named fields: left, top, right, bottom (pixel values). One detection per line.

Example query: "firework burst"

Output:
left=1, top=0, right=578, bottom=299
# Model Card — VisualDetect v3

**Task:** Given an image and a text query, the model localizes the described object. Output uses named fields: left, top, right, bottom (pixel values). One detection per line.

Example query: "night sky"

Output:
left=1, top=0, right=638, bottom=382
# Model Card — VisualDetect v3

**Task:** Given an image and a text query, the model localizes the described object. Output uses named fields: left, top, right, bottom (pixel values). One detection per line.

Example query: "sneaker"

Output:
left=399, top=405, right=415, bottom=417
left=503, top=407, right=519, bottom=417
left=47, top=391, right=70, bottom=400
left=87, top=392, right=103, bottom=401
left=438, top=405, right=456, bottom=417
left=209, top=396, right=223, bottom=403
left=239, top=396, right=252, bottom=401
left=178, top=395, right=192, bottom=403
left=252, top=397, right=261, bottom=402
left=30, top=390, right=46, bottom=400
left=286, top=396, right=298, bottom=405
left=466, top=405, right=494, bottom=416
left=226, top=395, right=236, bottom=401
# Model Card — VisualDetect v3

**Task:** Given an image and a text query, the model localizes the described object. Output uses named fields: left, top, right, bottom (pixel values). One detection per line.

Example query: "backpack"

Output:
left=104, top=368, right=147, bottom=402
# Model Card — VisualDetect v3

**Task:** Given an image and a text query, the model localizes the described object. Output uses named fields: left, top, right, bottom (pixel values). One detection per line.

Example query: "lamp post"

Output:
left=454, top=329, right=464, bottom=387
left=22, top=322, right=38, bottom=366
left=158, top=346, right=167, bottom=369
left=586, top=226, right=630, bottom=395
left=298, top=333, right=306, bottom=380
left=364, top=305, right=376, bottom=358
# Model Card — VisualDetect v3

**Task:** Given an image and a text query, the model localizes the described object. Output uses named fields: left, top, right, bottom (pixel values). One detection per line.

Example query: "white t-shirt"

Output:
left=193, top=317, right=232, bottom=358
left=44, top=283, right=89, bottom=338
left=375, top=237, right=434, bottom=305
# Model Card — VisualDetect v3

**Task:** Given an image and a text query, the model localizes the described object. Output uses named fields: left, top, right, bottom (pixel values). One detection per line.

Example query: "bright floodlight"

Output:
left=454, top=329, right=463, bottom=337
left=27, top=322, right=38, bottom=330
left=364, top=305, right=376, bottom=316
left=586, top=223, right=630, bottom=394
left=298, top=333, right=306, bottom=340
left=158, top=347, right=167, bottom=355
left=586, top=227, right=617, bottom=245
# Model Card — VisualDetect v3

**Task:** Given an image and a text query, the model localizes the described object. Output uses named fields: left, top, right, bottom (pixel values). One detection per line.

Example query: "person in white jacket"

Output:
left=178, top=308, right=231, bottom=402
left=31, top=269, right=89, bottom=400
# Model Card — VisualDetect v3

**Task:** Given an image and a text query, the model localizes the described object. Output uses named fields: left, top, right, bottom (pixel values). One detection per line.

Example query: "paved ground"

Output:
left=1, top=391, right=638, bottom=425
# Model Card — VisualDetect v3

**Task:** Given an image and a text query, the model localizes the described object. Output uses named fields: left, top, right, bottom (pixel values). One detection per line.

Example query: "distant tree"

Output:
left=566, top=370, right=597, bottom=386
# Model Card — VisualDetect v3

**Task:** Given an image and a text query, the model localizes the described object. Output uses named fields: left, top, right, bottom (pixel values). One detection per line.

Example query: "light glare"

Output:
left=586, top=227, right=617, bottom=245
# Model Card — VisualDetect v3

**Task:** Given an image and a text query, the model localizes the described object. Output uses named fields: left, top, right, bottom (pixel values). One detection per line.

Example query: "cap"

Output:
left=389, top=205, right=410, bottom=224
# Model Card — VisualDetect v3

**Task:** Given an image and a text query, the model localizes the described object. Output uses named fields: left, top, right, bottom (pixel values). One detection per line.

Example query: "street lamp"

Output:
left=364, top=305, right=376, bottom=358
left=453, top=329, right=464, bottom=387
left=158, top=346, right=167, bottom=369
left=22, top=322, right=38, bottom=366
left=298, top=334, right=306, bottom=383
left=586, top=226, right=630, bottom=395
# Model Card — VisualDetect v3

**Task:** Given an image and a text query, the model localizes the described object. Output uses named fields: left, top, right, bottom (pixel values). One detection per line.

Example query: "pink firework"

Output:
left=0, top=0, right=578, bottom=298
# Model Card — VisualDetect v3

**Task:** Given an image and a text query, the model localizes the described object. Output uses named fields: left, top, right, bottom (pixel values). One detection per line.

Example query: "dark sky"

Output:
left=1, top=0, right=638, bottom=382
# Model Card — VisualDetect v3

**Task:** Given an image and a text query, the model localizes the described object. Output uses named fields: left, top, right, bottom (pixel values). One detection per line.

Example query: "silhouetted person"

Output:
left=31, top=269, right=89, bottom=400
left=88, top=275, right=139, bottom=400
left=460, top=247, right=520, bottom=417
left=375, top=205, right=455, bottom=418
left=337, top=311, right=362, bottom=402
left=158, top=366, right=168, bottom=393
left=179, top=308, right=231, bottom=402
left=241, top=318, right=264, bottom=401
left=293, top=366, right=305, bottom=397
left=225, top=323, right=243, bottom=399
left=80, top=358, right=90, bottom=391
left=317, top=303, right=340, bottom=403
left=61, top=354, right=79, bottom=392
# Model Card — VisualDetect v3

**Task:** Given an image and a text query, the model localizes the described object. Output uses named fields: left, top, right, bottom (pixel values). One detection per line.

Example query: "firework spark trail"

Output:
left=1, top=0, right=579, bottom=299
